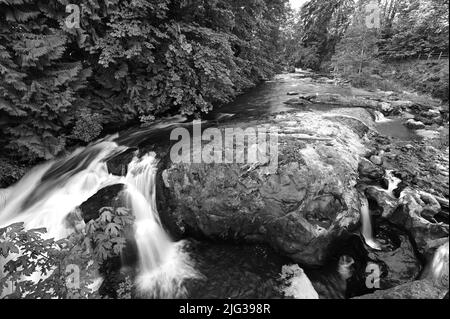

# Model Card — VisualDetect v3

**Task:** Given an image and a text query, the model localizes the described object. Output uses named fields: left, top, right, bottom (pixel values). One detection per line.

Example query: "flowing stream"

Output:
left=0, top=141, right=197, bottom=298
left=360, top=196, right=381, bottom=250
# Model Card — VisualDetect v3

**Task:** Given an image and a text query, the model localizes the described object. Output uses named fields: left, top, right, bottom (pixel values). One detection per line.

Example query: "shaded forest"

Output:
left=280, top=0, right=449, bottom=98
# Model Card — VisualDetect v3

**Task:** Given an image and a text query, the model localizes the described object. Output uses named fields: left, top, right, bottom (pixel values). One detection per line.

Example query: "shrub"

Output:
left=0, top=207, right=133, bottom=299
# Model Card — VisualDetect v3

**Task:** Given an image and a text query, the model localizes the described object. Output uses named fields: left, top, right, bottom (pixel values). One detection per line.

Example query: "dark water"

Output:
left=184, top=242, right=288, bottom=299
left=117, top=72, right=417, bottom=148
left=375, top=119, right=418, bottom=141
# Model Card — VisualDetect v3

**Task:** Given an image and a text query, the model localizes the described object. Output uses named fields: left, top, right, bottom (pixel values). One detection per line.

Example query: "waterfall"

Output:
left=0, top=143, right=198, bottom=298
left=124, top=154, right=198, bottom=298
left=385, top=170, right=401, bottom=197
left=0, top=141, right=122, bottom=239
left=421, top=241, right=449, bottom=288
left=359, top=171, right=400, bottom=251
left=374, top=111, right=391, bottom=123
left=360, top=196, right=381, bottom=250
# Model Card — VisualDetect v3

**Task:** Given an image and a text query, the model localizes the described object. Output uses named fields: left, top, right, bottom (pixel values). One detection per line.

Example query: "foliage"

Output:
left=71, top=109, right=103, bottom=143
left=0, top=0, right=289, bottom=163
left=331, top=3, right=382, bottom=82
left=282, top=0, right=449, bottom=71
left=378, top=0, right=449, bottom=60
left=0, top=206, right=133, bottom=299
left=0, top=158, right=27, bottom=188
left=280, top=0, right=355, bottom=70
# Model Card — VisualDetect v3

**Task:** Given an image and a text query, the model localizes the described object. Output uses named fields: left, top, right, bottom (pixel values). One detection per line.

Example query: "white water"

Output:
left=374, top=111, right=392, bottom=123
left=124, top=154, right=199, bottom=298
left=0, top=142, right=198, bottom=298
left=385, top=170, right=401, bottom=197
left=360, top=196, right=381, bottom=250
left=422, top=241, right=449, bottom=289
left=279, top=264, right=319, bottom=299
left=360, top=170, right=401, bottom=251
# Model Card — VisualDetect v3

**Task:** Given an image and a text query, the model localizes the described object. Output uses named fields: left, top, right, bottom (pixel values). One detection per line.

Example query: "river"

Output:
left=0, top=70, right=425, bottom=299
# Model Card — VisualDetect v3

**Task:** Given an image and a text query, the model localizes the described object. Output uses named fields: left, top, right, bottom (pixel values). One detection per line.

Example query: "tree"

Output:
left=331, top=2, right=381, bottom=83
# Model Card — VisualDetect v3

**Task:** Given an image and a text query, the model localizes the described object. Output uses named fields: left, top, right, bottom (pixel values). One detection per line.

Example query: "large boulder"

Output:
left=358, top=158, right=385, bottom=181
left=79, top=184, right=127, bottom=222
left=106, top=148, right=139, bottom=176
left=421, top=241, right=449, bottom=290
left=365, top=186, right=398, bottom=218
left=405, top=119, right=426, bottom=130
left=160, top=112, right=368, bottom=265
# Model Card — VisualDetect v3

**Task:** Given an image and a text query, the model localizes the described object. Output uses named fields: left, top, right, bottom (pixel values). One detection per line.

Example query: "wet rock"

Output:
left=380, top=102, right=393, bottom=114
left=369, top=139, right=449, bottom=200
left=79, top=184, right=127, bottom=222
left=421, top=241, right=449, bottom=290
left=160, top=113, right=366, bottom=266
left=358, top=158, right=385, bottom=181
left=422, top=109, right=442, bottom=119
left=365, top=186, right=398, bottom=218
left=106, top=147, right=139, bottom=176
left=419, top=191, right=442, bottom=220
left=354, top=279, right=446, bottom=299
left=389, top=100, right=414, bottom=111
left=324, top=115, right=371, bottom=138
left=415, top=129, right=440, bottom=140
left=405, top=119, right=426, bottom=130
left=370, top=155, right=383, bottom=166
left=387, top=188, right=449, bottom=257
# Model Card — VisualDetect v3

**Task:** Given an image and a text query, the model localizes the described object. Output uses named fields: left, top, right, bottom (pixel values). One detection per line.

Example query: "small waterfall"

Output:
left=125, top=154, right=198, bottom=298
left=385, top=170, right=401, bottom=197
left=0, top=141, right=122, bottom=239
left=374, top=111, right=391, bottom=123
left=0, top=143, right=198, bottom=298
left=422, top=241, right=449, bottom=288
left=360, top=196, right=381, bottom=250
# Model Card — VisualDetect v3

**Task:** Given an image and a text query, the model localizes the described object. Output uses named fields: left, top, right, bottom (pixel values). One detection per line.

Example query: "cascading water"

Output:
left=0, top=141, right=198, bottom=298
left=360, top=196, right=381, bottom=250
left=0, top=140, right=123, bottom=239
left=360, top=170, right=401, bottom=251
left=124, top=154, right=199, bottom=298
left=385, top=170, right=401, bottom=197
